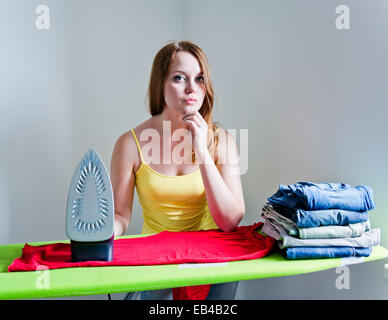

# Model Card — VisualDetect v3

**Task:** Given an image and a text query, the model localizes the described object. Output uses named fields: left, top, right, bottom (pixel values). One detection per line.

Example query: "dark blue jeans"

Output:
left=125, top=282, right=239, bottom=300
left=284, top=246, right=372, bottom=259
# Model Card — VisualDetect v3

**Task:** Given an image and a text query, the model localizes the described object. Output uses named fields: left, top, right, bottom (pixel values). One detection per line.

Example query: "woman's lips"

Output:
left=184, top=99, right=197, bottom=105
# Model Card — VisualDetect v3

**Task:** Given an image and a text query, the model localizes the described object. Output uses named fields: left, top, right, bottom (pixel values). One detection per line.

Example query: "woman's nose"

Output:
left=185, top=80, right=195, bottom=94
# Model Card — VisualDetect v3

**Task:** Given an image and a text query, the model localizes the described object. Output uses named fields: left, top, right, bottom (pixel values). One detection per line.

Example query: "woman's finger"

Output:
left=184, top=116, right=201, bottom=128
left=184, top=118, right=199, bottom=131
left=196, top=111, right=207, bottom=125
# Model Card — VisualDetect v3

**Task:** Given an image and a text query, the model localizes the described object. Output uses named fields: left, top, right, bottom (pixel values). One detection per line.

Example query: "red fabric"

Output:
left=173, top=284, right=211, bottom=300
left=8, top=222, right=275, bottom=299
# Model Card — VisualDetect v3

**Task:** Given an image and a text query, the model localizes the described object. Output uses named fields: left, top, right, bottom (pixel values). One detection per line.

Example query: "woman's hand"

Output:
left=182, top=111, right=208, bottom=163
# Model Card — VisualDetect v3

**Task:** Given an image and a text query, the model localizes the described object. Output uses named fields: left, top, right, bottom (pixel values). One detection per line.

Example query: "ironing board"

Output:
left=0, top=234, right=387, bottom=300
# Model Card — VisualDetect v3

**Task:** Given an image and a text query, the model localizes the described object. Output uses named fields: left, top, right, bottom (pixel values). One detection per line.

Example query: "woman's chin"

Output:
left=182, top=105, right=199, bottom=114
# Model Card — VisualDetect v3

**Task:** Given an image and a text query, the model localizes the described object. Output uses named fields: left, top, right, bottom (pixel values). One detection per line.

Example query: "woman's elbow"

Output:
left=220, top=209, right=245, bottom=233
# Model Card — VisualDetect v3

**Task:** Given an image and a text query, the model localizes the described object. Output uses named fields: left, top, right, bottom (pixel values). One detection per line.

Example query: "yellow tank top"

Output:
left=131, top=129, right=218, bottom=234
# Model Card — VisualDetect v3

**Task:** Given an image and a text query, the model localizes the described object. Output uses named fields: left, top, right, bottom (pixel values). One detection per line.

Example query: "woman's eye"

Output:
left=174, top=75, right=185, bottom=81
left=173, top=75, right=204, bottom=83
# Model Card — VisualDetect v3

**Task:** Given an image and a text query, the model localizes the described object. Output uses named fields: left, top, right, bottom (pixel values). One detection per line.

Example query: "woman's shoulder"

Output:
left=116, top=118, right=153, bottom=143
left=112, top=119, right=154, bottom=172
left=214, top=126, right=235, bottom=148
left=113, top=118, right=153, bottom=156
left=131, top=117, right=158, bottom=139
left=214, top=126, right=239, bottom=165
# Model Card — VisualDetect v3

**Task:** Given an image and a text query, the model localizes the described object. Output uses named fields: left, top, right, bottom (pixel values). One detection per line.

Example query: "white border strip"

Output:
left=179, top=262, right=228, bottom=269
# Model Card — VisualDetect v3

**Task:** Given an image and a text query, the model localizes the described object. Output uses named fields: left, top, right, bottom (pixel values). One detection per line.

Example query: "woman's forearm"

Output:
left=199, top=151, right=244, bottom=232
left=114, top=213, right=130, bottom=237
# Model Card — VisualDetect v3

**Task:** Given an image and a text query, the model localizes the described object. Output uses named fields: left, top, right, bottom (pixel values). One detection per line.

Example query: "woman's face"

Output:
left=163, top=51, right=206, bottom=117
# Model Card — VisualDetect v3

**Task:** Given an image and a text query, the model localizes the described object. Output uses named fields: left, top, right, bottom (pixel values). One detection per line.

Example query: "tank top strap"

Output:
left=130, top=129, right=144, bottom=163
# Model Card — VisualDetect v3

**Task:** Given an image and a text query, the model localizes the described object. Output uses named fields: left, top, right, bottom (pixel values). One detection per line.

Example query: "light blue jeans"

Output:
left=268, top=182, right=375, bottom=211
left=125, top=282, right=239, bottom=300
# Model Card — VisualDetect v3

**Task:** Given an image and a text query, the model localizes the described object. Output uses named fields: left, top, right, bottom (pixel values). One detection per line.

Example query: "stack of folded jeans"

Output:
left=261, top=182, right=381, bottom=259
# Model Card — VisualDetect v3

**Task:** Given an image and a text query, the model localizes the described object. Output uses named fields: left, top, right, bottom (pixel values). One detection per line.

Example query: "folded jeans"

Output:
left=261, top=208, right=371, bottom=239
left=298, top=220, right=371, bottom=239
left=278, top=228, right=380, bottom=249
left=284, top=246, right=372, bottom=259
left=267, top=182, right=375, bottom=211
left=272, top=205, right=370, bottom=228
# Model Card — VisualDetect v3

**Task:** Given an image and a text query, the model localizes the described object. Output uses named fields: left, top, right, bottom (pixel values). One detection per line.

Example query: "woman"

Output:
left=110, top=40, right=245, bottom=300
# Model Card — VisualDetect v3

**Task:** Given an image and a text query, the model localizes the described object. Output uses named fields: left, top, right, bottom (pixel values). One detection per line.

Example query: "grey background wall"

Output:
left=1, top=0, right=387, bottom=299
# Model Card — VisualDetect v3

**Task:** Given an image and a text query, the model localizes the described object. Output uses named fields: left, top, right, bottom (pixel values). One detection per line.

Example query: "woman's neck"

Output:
left=154, top=108, right=190, bottom=136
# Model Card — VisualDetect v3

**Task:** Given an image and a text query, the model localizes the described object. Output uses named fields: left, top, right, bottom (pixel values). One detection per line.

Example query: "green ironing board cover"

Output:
left=0, top=234, right=387, bottom=299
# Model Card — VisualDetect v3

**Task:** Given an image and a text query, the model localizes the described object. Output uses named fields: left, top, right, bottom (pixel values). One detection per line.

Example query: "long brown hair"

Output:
left=147, top=40, right=219, bottom=163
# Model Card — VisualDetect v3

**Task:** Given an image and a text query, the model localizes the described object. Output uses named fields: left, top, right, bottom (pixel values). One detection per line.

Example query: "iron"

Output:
left=66, top=148, right=114, bottom=262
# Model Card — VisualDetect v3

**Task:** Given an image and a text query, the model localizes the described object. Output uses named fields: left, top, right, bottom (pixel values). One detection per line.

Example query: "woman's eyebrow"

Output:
left=171, top=70, right=204, bottom=75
